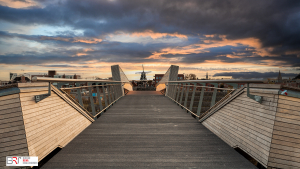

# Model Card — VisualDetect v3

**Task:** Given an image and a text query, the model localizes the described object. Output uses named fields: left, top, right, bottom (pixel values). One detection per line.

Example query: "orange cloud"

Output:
left=39, top=36, right=102, bottom=44
left=131, top=30, right=187, bottom=39
left=0, top=0, right=38, bottom=8
left=74, top=48, right=94, bottom=57
left=147, top=35, right=273, bottom=60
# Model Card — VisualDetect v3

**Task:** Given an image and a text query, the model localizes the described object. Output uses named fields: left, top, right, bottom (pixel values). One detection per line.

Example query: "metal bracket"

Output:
left=247, top=83, right=262, bottom=104
left=35, top=82, right=51, bottom=103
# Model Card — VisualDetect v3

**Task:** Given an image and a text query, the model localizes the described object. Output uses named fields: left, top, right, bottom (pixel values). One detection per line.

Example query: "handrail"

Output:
left=168, top=79, right=267, bottom=83
left=32, top=77, right=125, bottom=83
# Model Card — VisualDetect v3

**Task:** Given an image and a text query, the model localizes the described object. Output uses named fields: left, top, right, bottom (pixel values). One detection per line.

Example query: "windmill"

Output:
left=135, top=65, right=151, bottom=81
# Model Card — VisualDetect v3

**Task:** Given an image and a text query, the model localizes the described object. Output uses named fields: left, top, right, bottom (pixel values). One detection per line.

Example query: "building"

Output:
left=154, top=74, right=184, bottom=85
left=267, top=71, right=300, bottom=88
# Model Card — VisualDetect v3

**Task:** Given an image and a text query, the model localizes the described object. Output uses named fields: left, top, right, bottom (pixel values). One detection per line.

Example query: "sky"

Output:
left=0, top=0, right=300, bottom=81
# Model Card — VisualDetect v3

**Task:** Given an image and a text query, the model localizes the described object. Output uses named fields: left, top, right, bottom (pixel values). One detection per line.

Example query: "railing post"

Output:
left=172, top=84, right=177, bottom=100
left=184, top=84, right=189, bottom=108
left=96, top=84, right=103, bottom=112
left=111, top=84, right=115, bottom=103
left=76, top=82, right=84, bottom=107
left=179, top=83, right=185, bottom=105
left=189, top=83, right=197, bottom=112
left=107, top=84, right=112, bottom=105
left=210, top=83, right=218, bottom=108
left=88, top=83, right=96, bottom=116
left=175, top=84, right=181, bottom=103
left=102, top=83, right=108, bottom=108
left=196, top=86, right=205, bottom=117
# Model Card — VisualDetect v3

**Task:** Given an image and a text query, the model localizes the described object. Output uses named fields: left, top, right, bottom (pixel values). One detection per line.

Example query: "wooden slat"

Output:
left=0, top=148, right=28, bottom=158
left=0, top=125, right=25, bottom=134
left=274, top=121, right=300, bottom=131
left=279, top=95, right=300, bottom=102
left=204, top=118, right=269, bottom=166
left=268, top=161, right=298, bottom=169
left=0, top=116, right=24, bottom=125
left=19, top=86, right=48, bottom=93
left=278, top=98, right=300, bottom=107
left=0, top=98, right=20, bottom=106
left=18, top=82, right=48, bottom=88
left=0, top=129, right=26, bottom=139
left=275, top=116, right=300, bottom=126
left=268, top=157, right=300, bottom=168
left=0, top=93, right=19, bottom=101
left=212, top=112, right=272, bottom=143
left=0, top=143, right=28, bottom=153
left=0, top=102, right=22, bottom=111
left=0, top=138, right=27, bottom=148
left=277, top=108, right=300, bottom=117
left=217, top=109, right=274, bottom=135
left=270, top=144, right=300, bottom=154
left=0, top=107, right=22, bottom=116
left=207, top=115, right=271, bottom=153
left=277, top=103, right=300, bottom=112
left=223, top=105, right=275, bottom=124
left=270, top=148, right=300, bottom=160
left=0, top=134, right=26, bottom=144
left=0, top=110, right=23, bottom=119
left=215, top=111, right=273, bottom=142
left=271, top=139, right=300, bottom=149
left=272, top=134, right=300, bottom=144
left=0, top=120, right=25, bottom=129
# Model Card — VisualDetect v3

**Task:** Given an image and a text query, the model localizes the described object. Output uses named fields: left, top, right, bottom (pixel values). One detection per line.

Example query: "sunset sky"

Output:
left=0, top=0, right=299, bottom=80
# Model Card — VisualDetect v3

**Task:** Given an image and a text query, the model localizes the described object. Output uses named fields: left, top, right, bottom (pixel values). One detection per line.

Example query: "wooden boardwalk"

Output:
left=42, top=91, right=256, bottom=169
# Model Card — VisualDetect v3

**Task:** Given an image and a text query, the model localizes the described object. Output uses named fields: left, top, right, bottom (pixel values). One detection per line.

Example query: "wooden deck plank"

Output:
left=42, top=91, right=256, bottom=169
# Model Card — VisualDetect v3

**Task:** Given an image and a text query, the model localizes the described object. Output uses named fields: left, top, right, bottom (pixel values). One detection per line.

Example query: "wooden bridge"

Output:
left=1, top=65, right=300, bottom=169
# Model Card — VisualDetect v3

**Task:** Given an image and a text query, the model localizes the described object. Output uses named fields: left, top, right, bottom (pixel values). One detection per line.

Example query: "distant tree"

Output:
left=184, top=74, right=197, bottom=80
left=189, top=74, right=197, bottom=80
left=292, top=73, right=300, bottom=80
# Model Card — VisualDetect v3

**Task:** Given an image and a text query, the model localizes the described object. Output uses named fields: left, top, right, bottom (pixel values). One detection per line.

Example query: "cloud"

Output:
left=40, top=64, right=90, bottom=68
left=0, top=0, right=300, bottom=72
left=213, top=72, right=299, bottom=79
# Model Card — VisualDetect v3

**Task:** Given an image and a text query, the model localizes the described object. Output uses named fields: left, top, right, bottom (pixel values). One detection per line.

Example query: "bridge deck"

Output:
left=42, top=91, right=256, bottom=169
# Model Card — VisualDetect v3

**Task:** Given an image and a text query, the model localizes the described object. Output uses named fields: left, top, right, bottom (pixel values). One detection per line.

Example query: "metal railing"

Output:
left=161, top=79, right=267, bottom=120
left=32, top=77, right=131, bottom=119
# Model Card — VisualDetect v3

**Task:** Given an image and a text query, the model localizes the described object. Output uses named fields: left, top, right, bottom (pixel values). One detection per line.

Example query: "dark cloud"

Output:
left=213, top=72, right=299, bottom=79
left=41, top=64, right=90, bottom=68
left=0, top=0, right=300, bottom=67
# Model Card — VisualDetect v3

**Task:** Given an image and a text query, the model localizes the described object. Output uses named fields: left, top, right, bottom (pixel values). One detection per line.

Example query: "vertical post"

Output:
left=96, top=85, right=103, bottom=112
left=189, top=83, right=197, bottom=112
left=48, top=82, right=51, bottom=96
left=107, top=84, right=112, bottom=105
left=76, top=82, right=84, bottom=107
left=111, top=84, right=115, bottom=103
left=88, top=85, right=96, bottom=116
left=184, top=84, right=189, bottom=108
left=175, top=84, right=181, bottom=102
left=197, top=87, right=205, bottom=117
left=102, top=83, right=108, bottom=108
left=210, top=83, right=218, bottom=108
left=172, top=84, right=176, bottom=99
left=179, top=83, right=185, bottom=105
